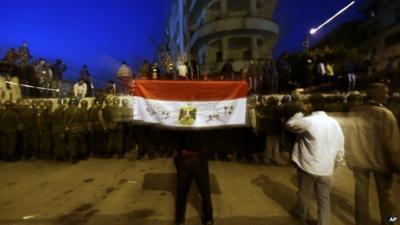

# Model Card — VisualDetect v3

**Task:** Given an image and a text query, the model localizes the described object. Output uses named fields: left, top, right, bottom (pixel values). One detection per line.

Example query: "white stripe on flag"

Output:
left=132, top=96, right=247, bottom=127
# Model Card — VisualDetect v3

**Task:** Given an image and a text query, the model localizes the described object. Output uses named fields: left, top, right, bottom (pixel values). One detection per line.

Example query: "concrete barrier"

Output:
left=0, top=76, right=21, bottom=101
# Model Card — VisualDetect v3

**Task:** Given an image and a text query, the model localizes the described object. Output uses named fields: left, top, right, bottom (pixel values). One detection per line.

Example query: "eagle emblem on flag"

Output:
left=179, top=105, right=197, bottom=126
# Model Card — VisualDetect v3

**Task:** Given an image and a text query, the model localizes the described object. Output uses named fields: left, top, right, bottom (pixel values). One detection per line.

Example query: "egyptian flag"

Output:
left=132, top=80, right=248, bottom=128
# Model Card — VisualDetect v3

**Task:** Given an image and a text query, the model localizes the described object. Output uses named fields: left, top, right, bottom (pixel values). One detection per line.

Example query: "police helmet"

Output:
left=80, top=99, right=89, bottom=107
left=68, top=98, right=78, bottom=106
left=46, top=100, right=53, bottom=107
left=267, top=96, right=279, bottom=105
left=105, top=98, right=113, bottom=105
left=113, top=97, right=120, bottom=106
left=4, top=100, right=12, bottom=107
left=281, top=95, right=292, bottom=103
left=31, top=99, right=38, bottom=106
left=122, top=99, right=129, bottom=107
left=57, top=98, right=67, bottom=105
left=93, top=98, right=102, bottom=105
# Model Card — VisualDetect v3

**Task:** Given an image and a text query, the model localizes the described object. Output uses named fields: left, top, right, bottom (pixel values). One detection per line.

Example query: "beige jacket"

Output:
left=341, top=103, right=400, bottom=173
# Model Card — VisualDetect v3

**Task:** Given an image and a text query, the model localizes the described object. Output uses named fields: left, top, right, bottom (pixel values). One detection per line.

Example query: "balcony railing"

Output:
left=194, top=12, right=273, bottom=29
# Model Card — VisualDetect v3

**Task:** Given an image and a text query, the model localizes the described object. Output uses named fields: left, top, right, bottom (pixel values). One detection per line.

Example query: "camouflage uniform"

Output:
left=0, top=101, right=19, bottom=161
left=121, top=99, right=135, bottom=154
left=103, top=98, right=116, bottom=157
left=16, top=99, right=35, bottom=159
left=88, top=99, right=107, bottom=157
left=109, top=97, right=125, bottom=157
left=80, top=100, right=90, bottom=159
left=31, top=100, right=49, bottom=158
left=65, top=98, right=87, bottom=163
left=30, top=100, right=41, bottom=158
left=52, top=99, right=68, bottom=160
left=42, top=100, right=54, bottom=158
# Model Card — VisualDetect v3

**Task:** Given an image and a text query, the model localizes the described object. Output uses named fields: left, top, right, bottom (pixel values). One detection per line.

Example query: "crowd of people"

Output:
left=1, top=88, right=400, bottom=164
left=3, top=41, right=400, bottom=102
left=1, top=42, right=400, bottom=225
left=0, top=96, right=136, bottom=163
left=0, top=75, right=399, bottom=225
left=0, top=42, right=70, bottom=97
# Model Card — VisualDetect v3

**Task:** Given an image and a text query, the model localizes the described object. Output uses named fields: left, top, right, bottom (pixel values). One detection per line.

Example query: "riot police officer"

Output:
left=0, top=101, right=19, bottom=161
left=65, top=98, right=87, bottom=163
left=16, top=99, right=35, bottom=159
left=103, top=98, right=115, bottom=157
left=110, top=97, right=125, bottom=158
left=53, top=99, right=68, bottom=160
left=121, top=99, right=135, bottom=154
left=80, top=99, right=90, bottom=159
left=42, top=100, right=54, bottom=158
left=88, top=98, right=107, bottom=157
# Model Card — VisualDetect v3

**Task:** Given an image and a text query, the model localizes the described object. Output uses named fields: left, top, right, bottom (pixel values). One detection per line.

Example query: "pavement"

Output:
left=0, top=158, right=399, bottom=225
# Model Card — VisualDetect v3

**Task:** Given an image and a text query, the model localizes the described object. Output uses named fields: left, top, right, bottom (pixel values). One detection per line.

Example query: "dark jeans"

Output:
left=175, top=155, right=213, bottom=224
left=353, top=169, right=395, bottom=225
left=294, top=168, right=332, bottom=225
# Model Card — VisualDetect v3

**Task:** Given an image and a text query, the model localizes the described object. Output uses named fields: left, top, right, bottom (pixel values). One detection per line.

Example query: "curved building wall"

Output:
left=189, top=0, right=279, bottom=75
left=166, top=0, right=280, bottom=76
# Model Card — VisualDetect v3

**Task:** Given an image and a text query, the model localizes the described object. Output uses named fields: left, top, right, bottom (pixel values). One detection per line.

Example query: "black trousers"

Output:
left=175, top=155, right=213, bottom=224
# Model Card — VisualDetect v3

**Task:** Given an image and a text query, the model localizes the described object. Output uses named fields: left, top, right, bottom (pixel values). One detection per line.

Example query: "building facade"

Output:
left=167, top=0, right=280, bottom=77
left=358, top=0, right=400, bottom=70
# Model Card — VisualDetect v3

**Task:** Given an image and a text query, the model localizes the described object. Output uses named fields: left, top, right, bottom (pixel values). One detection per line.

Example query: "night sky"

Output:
left=0, top=0, right=362, bottom=85
left=273, top=0, right=363, bottom=57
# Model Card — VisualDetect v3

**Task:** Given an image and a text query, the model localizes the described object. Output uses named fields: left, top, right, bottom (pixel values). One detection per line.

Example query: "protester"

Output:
left=346, top=61, right=357, bottom=91
left=346, top=83, right=400, bottom=225
left=139, top=60, right=150, bottom=80
left=73, top=79, right=87, bottom=100
left=247, top=58, right=258, bottom=93
left=117, top=61, right=133, bottom=94
left=52, top=59, right=67, bottom=96
left=174, top=131, right=213, bottom=225
left=80, top=65, right=93, bottom=97
left=18, top=41, right=31, bottom=64
left=151, top=62, right=160, bottom=80
left=177, top=61, right=188, bottom=81
left=286, top=94, right=345, bottom=225
left=220, top=59, right=234, bottom=81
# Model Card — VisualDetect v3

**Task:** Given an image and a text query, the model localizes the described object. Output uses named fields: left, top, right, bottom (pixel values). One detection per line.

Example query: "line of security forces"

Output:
left=1, top=92, right=400, bottom=163
left=0, top=97, right=145, bottom=163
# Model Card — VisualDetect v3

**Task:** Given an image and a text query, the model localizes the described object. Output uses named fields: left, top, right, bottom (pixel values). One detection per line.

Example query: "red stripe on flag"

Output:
left=134, top=80, right=248, bottom=101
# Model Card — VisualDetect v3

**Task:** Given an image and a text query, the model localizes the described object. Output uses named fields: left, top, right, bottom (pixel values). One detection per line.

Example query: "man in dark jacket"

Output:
left=175, top=131, right=213, bottom=225
left=263, top=96, right=284, bottom=165
left=220, top=60, right=234, bottom=81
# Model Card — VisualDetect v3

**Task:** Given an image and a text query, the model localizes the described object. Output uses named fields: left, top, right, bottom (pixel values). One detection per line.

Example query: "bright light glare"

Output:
left=309, top=1, right=355, bottom=35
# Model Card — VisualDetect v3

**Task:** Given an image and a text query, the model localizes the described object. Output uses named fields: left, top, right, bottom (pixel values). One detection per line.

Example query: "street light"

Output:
left=309, top=1, right=356, bottom=35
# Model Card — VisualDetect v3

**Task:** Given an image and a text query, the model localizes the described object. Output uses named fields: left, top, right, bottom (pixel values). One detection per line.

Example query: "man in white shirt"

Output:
left=285, top=94, right=345, bottom=225
left=73, top=79, right=87, bottom=100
